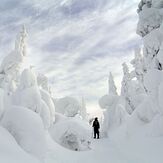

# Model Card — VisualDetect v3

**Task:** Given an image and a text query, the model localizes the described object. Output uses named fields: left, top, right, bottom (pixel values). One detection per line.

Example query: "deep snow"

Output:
left=45, top=134, right=163, bottom=163
left=0, top=126, right=163, bottom=163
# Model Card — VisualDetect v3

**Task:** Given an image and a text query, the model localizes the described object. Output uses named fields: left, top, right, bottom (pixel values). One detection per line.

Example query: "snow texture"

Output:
left=1, top=106, right=46, bottom=160
left=55, top=96, right=81, bottom=117
left=49, top=116, right=91, bottom=151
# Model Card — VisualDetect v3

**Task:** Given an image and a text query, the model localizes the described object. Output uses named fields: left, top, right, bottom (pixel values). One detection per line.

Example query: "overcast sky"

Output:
left=0, top=0, right=141, bottom=112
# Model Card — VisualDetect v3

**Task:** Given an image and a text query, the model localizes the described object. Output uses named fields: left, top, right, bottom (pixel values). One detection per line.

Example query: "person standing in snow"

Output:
left=92, top=117, right=100, bottom=139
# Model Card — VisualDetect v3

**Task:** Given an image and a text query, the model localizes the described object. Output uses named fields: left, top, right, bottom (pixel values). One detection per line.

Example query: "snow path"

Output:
left=45, top=134, right=163, bottom=163
left=45, top=135, right=131, bottom=163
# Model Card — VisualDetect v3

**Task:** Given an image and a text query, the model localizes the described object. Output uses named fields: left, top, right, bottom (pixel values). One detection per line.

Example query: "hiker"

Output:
left=92, top=117, right=100, bottom=139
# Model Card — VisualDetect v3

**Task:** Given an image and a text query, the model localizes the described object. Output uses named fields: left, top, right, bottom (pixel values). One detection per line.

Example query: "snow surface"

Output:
left=1, top=106, right=46, bottom=161
left=49, top=115, right=91, bottom=151
left=45, top=133, right=163, bottom=163
left=55, top=96, right=81, bottom=117
left=0, top=126, right=40, bottom=163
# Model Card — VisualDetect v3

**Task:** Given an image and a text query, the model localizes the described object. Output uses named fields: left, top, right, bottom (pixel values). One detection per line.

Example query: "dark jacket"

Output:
left=92, top=120, right=100, bottom=130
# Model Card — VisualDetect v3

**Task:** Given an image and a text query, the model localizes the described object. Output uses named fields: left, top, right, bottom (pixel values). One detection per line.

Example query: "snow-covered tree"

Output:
left=2, top=105, right=46, bottom=160
left=12, top=68, right=42, bottom=113
left=80, top=97, right=87, bottom=120
left=55, top=96, right=80, bottom=117
left=49, top=116, right=91, bottom=151
left=124, top=0, right=163, bottom=136
left=12, top=68, right=55, bottom=129
left=97, top=0, right=163, bottom=139
left=131, top=48, right=144, bottom=81
left=121, top=63, right=135, bottom=114
left=137, top=1, right=162, bottom=37
left=15, top=25, right=27, bottom=57
left=137, top=0, right=152, bottom=13
left=108, top=72, right=117, bottom=95
left=37, top=73, right=49, bottom=92
left=99, top=71, right=127, bottom=137
left=0, top=26, right=27, bottom=92
left=0, top=26, right=27, bottom=77
left=121, top=62, right=130, bottom=96
left=130, top=48, right=147, bottom=93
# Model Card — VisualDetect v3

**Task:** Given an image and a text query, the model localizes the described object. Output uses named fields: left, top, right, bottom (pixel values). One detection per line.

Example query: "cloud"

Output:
left=0, top=0, right=141, bottom=111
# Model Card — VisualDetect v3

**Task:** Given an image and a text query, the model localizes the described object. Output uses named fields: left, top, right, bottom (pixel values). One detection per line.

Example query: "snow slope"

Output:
left=45, top=134, right=163, bottom=163
left=0, top=126, right=40, bottom=163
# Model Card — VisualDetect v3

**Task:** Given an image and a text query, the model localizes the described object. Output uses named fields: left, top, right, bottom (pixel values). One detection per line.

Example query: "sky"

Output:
left=0, top=0, right=141, bottom=112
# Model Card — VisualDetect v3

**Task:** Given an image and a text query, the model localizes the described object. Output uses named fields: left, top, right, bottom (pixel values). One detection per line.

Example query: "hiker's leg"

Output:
left=94, top=129, right=96, bottom=138
left=97, top=130, right=99, bottom=139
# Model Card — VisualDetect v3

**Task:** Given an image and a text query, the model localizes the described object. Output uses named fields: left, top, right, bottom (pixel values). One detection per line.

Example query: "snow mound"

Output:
left=55, top=112, right=67, bottom=124
left=136, top=96, right=158, bottom=123
left=40, top=100, right=51, bottom=129
left=55, top=97, right=81, bottom=117
left=19, top=69, right=37, bottom=89
left=147, top=114, right=163, bottom=136
left=1, top=106, right=46, bottom=160
left=12, top=69, right=42, bottom=113
left=13, top=86, right=42, bottom=113
left=49, top=117, right=91, bottom=151
left=40, top=89, right=55, bottom=123
left=137, top=7, right=162, bottom=36
left=0, top=126, right=40, bottom=163
left=144, top=69, right=163, bottom=95
left=99, top=94, right=118, bottom=109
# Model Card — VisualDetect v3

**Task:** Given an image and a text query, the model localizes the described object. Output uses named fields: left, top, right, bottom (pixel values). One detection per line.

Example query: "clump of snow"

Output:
left=13, top=86, right=42, bottom=113
left=108, top=72, right=118, bottom=95
left=0, top=126, right=40, bottom=163
left=49, top=117, right=91, bottom=151
left=1, top=106, right=46, bottom=160
left=40, top=89, right=55, bottom=124
left=99, top=94, right=118, bottom=109
left=80, top=97, right=88, bottom=120
left=137, top=7, right=163, bottom=36
left=0, top=26, right=27, bottom=88
left=55, top=96, right=81, bottom=117
left=54, top=112, right=67, bottom=123
left=19, top=69, right=37, bottom=89
left=37, top=73, right=49, bottom=92
left=152, top=0, right=163, bottom=8
left=144, top=69, right=163, bottom=95
left=40, top=100, right=51, bottom=129
left=147, top=114, right=163, bottom=136
left=136, top=96, right=158, bottom=122
left=11, top=68, right=55, bottom=129
left=12, top=69, right=41, bottom=113
left=99, top=71, right=129, bottom=137
left=99, top=94, right=127, bottom=137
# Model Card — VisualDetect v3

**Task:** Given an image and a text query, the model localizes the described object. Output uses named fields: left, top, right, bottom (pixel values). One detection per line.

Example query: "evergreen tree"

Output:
left=121, top=62, right=130, bottom=96
left=121, top=63, right=135, bottom=114
left=0, top=26, right=28, bottom=90
left=80, top=96, right=87, bottom=120
left=108, top=72, right=117, bottom=95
